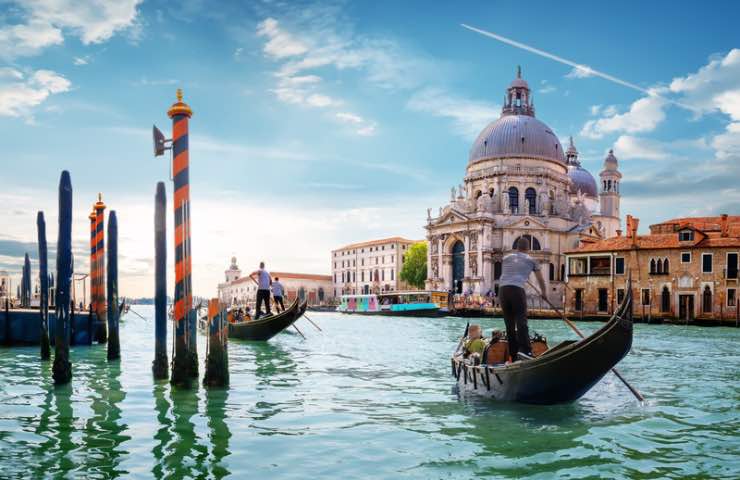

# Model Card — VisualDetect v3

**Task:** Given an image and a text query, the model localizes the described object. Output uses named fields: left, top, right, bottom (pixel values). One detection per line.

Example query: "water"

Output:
left=1, top=308, right=738, bottom=479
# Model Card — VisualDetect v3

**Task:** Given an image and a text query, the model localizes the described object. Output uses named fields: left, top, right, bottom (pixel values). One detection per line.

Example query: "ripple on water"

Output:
left=1, top=310, right=739, bottom=479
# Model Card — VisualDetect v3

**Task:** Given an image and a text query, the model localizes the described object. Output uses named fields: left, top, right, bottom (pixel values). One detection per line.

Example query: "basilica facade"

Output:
left=425, top=68, right=623, bottom=306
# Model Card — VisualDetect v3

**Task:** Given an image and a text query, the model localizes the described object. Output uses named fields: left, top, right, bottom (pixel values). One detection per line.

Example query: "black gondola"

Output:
left=228, top=298, right=307, bottom=341
left=452, top=283, right=633, bottom=404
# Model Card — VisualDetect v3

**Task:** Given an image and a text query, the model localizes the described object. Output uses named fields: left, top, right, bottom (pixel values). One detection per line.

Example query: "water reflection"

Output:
left=252, top=342, right=298, bottom=388
left=50, top=384, right=76, bottom=477
left=205, top=387, right=231, bottom=478
left=151, top=382, right=172, bottom=479
left=161, top=387, right=208, bottom=478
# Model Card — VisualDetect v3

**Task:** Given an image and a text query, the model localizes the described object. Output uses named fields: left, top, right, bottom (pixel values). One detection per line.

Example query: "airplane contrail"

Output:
left=461, top=23, right=691, bottom=111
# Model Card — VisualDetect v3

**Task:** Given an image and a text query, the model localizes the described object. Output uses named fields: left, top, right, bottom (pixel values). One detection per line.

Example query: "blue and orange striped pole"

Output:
left=168, top=89, right=196, bottom=386
left=89, top=209, right=96, bottom=329
left=94, top=194, right=107, bottom=343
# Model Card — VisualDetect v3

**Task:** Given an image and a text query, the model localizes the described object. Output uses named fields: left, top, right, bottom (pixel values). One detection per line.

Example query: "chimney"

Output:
left=631, top=217, right=640, bottom=246
left=721, top=213, right=729, bottom=237
left=616, top=229, right=622, bottom=237
left=625, top=215, right=633, bottom=238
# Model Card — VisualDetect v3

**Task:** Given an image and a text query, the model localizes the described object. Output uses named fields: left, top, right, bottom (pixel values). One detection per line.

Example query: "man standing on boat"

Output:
left=272, top=276, right=285, bottom=313
left=255, top=261, right=272, bottom=319
left=499, top=237, right=547, bottom=361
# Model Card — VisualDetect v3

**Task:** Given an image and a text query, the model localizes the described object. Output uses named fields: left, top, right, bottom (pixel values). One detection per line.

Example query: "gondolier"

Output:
left=272, top=277, right=285, bottom=313
left=255, top=262, right=272, bottom=319
left=499, top=237, right=547, bottom=361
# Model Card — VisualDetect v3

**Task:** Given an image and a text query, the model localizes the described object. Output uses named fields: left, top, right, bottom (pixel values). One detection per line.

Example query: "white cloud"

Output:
left=73, top=55, right=89, bottom=66
left=256, top=17, right=308, bottom=59
left=335, top=112, right=376, bottom=136
left=0, top=69, right=71, bottom=119
left=335, top=112, right=363, bottom=124
left=406, top=88, right=499, bottom=139
left=0, top=0, right=143, bottom=59
left=305, top=93, right=338, bottom=108
left=613, top=135, right=669, bottom=160
left=356, top=123, right=377, bottom=136
left=565, top=65, right=595, bottom=79
left=711, top=122, right=740, bottom=161
left=581, top=94, right=667, bottom=139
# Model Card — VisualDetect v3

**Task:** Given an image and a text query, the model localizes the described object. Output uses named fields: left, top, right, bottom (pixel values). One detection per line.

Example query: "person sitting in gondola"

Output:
left=463, top=324, right=486, bottom=364
left=499, top=237, right=548, bottom=361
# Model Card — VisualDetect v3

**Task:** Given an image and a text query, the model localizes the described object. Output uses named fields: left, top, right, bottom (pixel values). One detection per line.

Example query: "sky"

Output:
left=1, top=0, right=739, bottom=298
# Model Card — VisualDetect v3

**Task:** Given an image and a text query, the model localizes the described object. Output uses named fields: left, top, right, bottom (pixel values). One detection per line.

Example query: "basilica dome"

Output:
left=468, top=68, right=565, bottom=166
left=568, top=164, right=598, bottom=197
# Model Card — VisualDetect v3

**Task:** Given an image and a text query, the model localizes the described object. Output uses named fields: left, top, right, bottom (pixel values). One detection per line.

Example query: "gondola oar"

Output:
left=128, top=307, right=147, bottom=321
left=302, top=313, right=322, bottom=332
left=526, top=280, right=645, bottom=402
left=454, top=322, right=470, bottom=355
left=247, top=274, right=306, bottom=339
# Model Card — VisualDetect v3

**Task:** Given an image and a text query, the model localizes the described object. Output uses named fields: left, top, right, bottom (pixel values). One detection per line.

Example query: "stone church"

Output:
left=425, top=68, right=623, bottom=306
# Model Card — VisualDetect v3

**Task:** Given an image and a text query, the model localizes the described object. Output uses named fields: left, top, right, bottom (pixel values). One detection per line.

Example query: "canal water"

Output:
left=1, top=308, right=738, bottom=479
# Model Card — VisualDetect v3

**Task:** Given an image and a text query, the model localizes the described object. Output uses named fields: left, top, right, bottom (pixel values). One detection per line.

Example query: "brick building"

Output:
left=564, top=214, right=740, bottom=323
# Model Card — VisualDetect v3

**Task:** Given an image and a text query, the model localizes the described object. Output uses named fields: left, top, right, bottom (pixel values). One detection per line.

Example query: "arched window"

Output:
left=703, top=286, right=712, bottom=313
left=512, top=234, right=541, bottom=251
left=494, top=261, right=502, bottom=280
left=663, top=258, right=670, bottom=274
left=508, top=187, right=519, bottom=213
left=607, top=180, right=612, bottom=190
left=650, top=258, right=656, bottom=274
left=549, top=263, right=555, bottom=281
left=525, top=188, right=537, bottom=214
left=656, top=259, right=663, bottom=274
left=661, top=286, right=670, bottom=313
left=475, top=190, right=482, bottom=199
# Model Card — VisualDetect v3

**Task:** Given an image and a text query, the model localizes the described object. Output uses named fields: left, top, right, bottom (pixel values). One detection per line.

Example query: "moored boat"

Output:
left=337, top=290, right=449, bottom=317
left=451, top=284, right=633, bottom=404
left=228, top=298, right=307, bottom=341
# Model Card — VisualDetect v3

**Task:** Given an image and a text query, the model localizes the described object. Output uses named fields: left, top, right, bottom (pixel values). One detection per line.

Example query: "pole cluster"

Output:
left=203, top=298, right=229, bottom=387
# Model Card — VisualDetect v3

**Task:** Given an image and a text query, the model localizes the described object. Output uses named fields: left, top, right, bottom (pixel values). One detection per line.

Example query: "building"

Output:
left=424, top=67, right=622, bottom=306
left=565, top=214, right=740, bottom=323
left=331, top=237, right=418, bottom=296
left=217, top=257, right=332, bottom=306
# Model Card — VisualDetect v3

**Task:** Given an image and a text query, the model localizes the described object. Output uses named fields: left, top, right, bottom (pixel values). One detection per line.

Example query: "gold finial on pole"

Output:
left=168, top=88, right=193, bottom=118
left=176, top=88, right=183, bottom=103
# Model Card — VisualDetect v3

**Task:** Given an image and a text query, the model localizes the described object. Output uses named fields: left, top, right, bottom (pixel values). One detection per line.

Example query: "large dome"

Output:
left=468, top=114, right=566, bottom=165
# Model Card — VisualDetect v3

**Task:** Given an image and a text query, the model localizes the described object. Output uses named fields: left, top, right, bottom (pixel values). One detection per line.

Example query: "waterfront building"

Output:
left=565, top=214, right=740, bottom=323
left=217, top=257, right=332, bottom=306
left=424, top=67, right=622, bottom=306
left=331, top=237, right=418, bottom=296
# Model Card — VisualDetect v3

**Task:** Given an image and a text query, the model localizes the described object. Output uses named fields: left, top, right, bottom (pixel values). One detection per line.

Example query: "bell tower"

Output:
left=599, top=149, right=622, bottom=230
left=502, top=66, right=535, bottom=117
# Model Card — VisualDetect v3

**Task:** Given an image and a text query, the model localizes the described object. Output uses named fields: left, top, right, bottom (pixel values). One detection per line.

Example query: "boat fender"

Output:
left=494, top=372, right=503, bottom=385
left=484, top=367, right=491, bottom=391
left=472, top=367, right=478, bottom=389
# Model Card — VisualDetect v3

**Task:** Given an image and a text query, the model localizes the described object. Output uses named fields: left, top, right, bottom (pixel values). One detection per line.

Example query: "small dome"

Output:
left=604, top=149, right=618, bottom=170
left=469, top=115, right=565, bottom=165
left=568, top=164, right=598, bottom=198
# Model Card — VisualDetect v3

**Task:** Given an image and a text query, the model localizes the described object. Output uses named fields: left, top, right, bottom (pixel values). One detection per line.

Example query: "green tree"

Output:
left=400, top=241, right=427, bottom=289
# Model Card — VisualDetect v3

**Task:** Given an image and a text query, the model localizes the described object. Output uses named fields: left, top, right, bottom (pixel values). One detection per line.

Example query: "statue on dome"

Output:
left=450, top=186, right=456, bottom=202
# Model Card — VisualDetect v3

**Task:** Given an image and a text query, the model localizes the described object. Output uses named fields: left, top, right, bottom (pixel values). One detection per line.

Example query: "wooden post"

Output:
left=168, top=89, right=197, bottom=387
left=3, top=298, right=9, bottom=346
left=107, top=210, right=120, bottom=360
left=94, top=194, right=108, bottom=343
left=203, top=298, right=229, bottom=387
left=88, top=210, right=97, bottom=341
left=52, top=170, right=73, bottom=385
left=152, top=182, right=169, bottom=379
left=37, top=212, right=51, bottom=359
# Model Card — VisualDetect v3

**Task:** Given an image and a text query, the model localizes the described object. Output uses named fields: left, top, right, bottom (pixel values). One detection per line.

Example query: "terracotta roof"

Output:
left=333, top=237, right=419, bottom=252
left=229, top=271, right=331, bottom=285
left=566, top=230, right=740, bottom=254
left=650, top=215, right=740, bottom=233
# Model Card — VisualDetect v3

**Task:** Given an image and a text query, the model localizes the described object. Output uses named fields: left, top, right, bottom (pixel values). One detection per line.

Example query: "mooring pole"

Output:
left=52, top=170, right=73, bottom=385
left=22, top=253, right=31, bottom=308
left=94, top=194, right=107, bottom=343
left=107, top=211, right=120, bottom=360
left=153, top=182, right=169, bottom=379
left=204, top=298, right=229, bottom=387
left=89, top=209, right=97, bottom=340
left=168, top=89, right=197, bottom=386
left=37, top=212, right=50, bottom=359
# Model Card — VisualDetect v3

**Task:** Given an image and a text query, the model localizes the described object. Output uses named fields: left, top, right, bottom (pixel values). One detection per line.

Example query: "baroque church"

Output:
left=425, top=68, right=623, bottom=306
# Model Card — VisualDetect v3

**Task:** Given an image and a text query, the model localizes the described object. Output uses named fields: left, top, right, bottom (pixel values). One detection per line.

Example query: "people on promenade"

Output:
left=272, top=277, right=285, bottom=312
left=499, top=237, right=547, bottom=361
left=255, top=261, right=272, bottom=319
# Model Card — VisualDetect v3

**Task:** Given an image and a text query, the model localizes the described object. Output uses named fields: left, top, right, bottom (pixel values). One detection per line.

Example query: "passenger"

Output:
left=463, top=324, right=486, bottom=360
left=499, top=237, right=548, bottom=361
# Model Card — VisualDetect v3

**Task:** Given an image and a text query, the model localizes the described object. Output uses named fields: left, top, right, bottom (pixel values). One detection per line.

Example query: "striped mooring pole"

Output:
left=89, top=209, right=97, bottom=332
left=37, top=211, right=51, bottom=360
left=203, top=298, right=229, bottom=387
left=107, top=210, right=120, bottom=360
left=94, top=194, right=107, bottom=343
left=152, top=182, right=169, bottom=379
left=168, top=89, right=197, bottom=387
left=52, top=170, right=73, bottom=385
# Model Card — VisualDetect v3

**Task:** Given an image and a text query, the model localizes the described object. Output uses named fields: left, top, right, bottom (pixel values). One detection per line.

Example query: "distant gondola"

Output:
left=228, top=298, right=307, bottom=341
left=452, top=283, right=634, bottom=404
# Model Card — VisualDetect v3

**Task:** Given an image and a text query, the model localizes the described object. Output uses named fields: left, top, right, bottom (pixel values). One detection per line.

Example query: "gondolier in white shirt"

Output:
left=498, top=237, right=548, bottom=361
left=255, top=262, right=272, bottom=319
left=272, top=277, right=285, bottom=313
